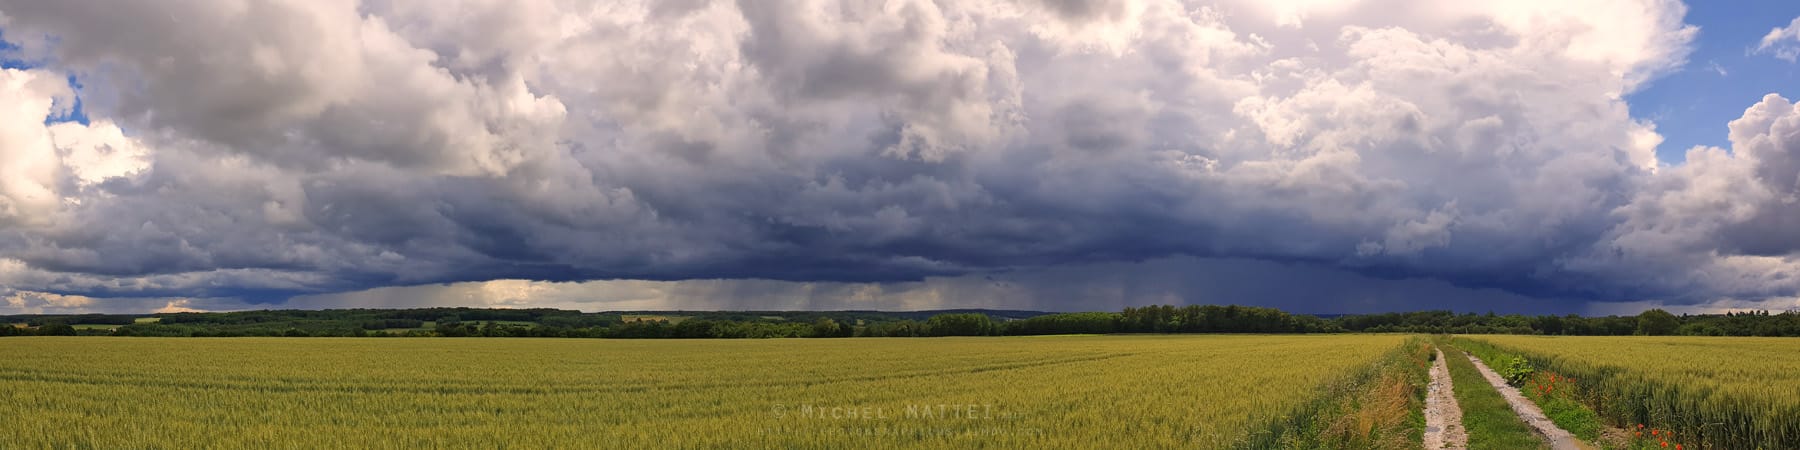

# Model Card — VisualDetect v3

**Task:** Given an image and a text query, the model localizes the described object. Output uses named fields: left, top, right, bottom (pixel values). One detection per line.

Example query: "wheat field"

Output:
left=1461, top=335, right=1800, bottom=448
left=0, top=335, right=1411, bottom=449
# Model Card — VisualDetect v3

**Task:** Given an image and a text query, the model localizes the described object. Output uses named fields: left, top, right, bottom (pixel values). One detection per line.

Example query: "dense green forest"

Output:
left=4, top=305, right=1798, bottom=338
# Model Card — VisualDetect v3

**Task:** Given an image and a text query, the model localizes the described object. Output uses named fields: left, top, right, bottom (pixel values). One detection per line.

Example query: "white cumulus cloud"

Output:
left=1758, top=16, right=1800, bottom=62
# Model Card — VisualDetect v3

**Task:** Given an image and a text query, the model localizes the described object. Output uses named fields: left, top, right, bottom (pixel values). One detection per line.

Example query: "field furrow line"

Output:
left=0, top=351, right=1142, bottom=396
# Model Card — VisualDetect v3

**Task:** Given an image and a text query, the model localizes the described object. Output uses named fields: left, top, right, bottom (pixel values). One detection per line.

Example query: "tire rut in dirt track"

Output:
left=1423, top=348, right=1468, bottom=450
left=1464, top=352, right=1583, bottom=450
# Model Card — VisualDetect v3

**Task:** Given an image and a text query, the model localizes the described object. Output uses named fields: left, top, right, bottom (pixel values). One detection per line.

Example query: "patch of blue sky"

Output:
left=0, top=27, right=90, bottom=125
left=0, top=27, right=26, bottom=70
left=49, top=73, right=89, bottom=125
left=1626, top=1, right=1800, bottom=164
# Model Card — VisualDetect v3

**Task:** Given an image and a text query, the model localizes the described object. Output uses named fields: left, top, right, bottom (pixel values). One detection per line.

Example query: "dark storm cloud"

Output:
left=3, top=0, right=1798, bottom=314
left=279, top=255, right=1589, bottom=315
left=1028, top=0, right=1131, bottom=24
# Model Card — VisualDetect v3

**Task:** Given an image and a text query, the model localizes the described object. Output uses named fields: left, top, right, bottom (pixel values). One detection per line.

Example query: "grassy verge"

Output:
left=1454, top=338, right=1603, bottom=443
left=1442, top=345, right=1547, bottom=450
left=1454, top=336, right=1788, bottom=450
left=1240, top=337, right=1432, bottom=449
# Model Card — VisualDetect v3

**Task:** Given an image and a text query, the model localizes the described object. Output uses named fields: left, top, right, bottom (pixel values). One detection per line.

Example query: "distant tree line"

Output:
left=6, top=306, right=1800, bottom=338
left=1326, top=308, right=1800, bottom=336
left=20, top=314, right=137, bottom=326
left=0, top=322, right=76, bottom=336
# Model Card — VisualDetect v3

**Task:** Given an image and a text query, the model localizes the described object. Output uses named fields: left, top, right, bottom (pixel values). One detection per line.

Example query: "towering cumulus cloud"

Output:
left=0, top=0, right=1793, bottom=313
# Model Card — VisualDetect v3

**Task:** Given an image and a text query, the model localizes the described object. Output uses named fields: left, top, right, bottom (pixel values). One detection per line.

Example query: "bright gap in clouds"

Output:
left=1625, top=0, right=1800, bottom=164
left=2, top=0, right=1800, bottom=315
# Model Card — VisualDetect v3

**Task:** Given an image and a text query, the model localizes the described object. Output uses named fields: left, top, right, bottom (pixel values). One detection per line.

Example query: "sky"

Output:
left=4, top=0, right=1800, bottom=316
left=1627, top=1, right=1800, bottom=164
